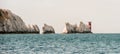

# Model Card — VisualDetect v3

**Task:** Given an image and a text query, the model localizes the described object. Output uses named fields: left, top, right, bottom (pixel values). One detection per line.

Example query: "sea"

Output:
left=0, top=34, right=120, bottom=54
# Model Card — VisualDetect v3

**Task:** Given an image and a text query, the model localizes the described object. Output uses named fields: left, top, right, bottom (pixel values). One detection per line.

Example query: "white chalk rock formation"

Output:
left=0, top=9, right=39, bottom=33
left=26, top=24, right=40, bottom=33
left=76, top=21, right=91, bottom=33
left=64, top=22, right=77, bottom=33
left=63, top=22, right=92, bottom=33
left=42, top=24, right=55, bottom=34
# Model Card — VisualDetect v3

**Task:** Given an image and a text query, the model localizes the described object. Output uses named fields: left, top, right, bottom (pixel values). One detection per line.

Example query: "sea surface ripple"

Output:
left=0, top=34, right=120, bottom=54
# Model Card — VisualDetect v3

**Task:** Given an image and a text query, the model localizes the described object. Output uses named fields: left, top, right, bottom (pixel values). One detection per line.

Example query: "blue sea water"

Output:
left=0, top=34, right=120, bottom=54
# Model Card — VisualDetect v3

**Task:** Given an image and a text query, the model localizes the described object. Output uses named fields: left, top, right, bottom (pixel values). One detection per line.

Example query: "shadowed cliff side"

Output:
left=42, top=24, right=55, bottom=34
left=0, top=9, right=40, bottom=34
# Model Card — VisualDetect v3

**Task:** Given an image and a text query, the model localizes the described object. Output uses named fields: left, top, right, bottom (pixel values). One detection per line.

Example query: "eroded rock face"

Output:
left=26, top=24, right=40, bottom=33
left=65, top=22, right=77, bottom=33
left=77, top=22, right=91, bottom=33
left=63, top=22, right=92, bottom=33
left=42, top=24, right=55, bottom=34
left=0, top=9, right=40, bottom=33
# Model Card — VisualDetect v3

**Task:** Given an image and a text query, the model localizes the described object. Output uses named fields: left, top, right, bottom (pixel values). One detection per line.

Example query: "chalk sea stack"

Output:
left=42, top=24, right=55, bottom=34
left=63, top=21, right=92, bottom=34
left=63, top=22, right=77, bottom=33
left=0, top=9, right=40, bottom=34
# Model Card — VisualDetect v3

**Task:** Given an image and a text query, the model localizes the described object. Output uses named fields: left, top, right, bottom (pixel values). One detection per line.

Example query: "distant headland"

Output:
left=0, top=9, right=92, bottom=34
left=0, top=9, right=39, bottom=34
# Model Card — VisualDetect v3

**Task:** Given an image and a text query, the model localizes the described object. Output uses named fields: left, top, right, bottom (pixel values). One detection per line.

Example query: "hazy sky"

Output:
left=0, top=0, right=120, bottom=33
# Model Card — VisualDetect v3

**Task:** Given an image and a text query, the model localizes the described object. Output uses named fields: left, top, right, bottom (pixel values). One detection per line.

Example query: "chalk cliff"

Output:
left=0, top=9, right=40, bottom=33
left=42, top=24, right=55, bottom=34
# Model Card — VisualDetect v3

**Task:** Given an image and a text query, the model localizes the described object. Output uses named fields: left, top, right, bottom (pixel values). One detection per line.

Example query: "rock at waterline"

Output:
left=42, top=24, right=55, bottom=34
left=63, top=22, right=92, bottom=34
left=63, top=22, right=77, bottom=33
left=0, top=9, right=40, bottom=33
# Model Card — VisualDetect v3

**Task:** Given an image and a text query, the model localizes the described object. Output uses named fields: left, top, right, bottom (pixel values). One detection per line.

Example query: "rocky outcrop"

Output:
left=63, top=21, right=92, bottom=34
left=76, top=21, right=91, bottom=33
left=64, top=22, right=77, bottom=33
left=0, top=9, right=40, bottom=33
left=42, top=24, right=55, bottom=34
left=26, top=24, right=40, bottom=33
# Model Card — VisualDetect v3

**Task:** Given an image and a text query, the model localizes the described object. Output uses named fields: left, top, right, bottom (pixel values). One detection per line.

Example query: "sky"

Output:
left=0, top=0, right=120, bottom=33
